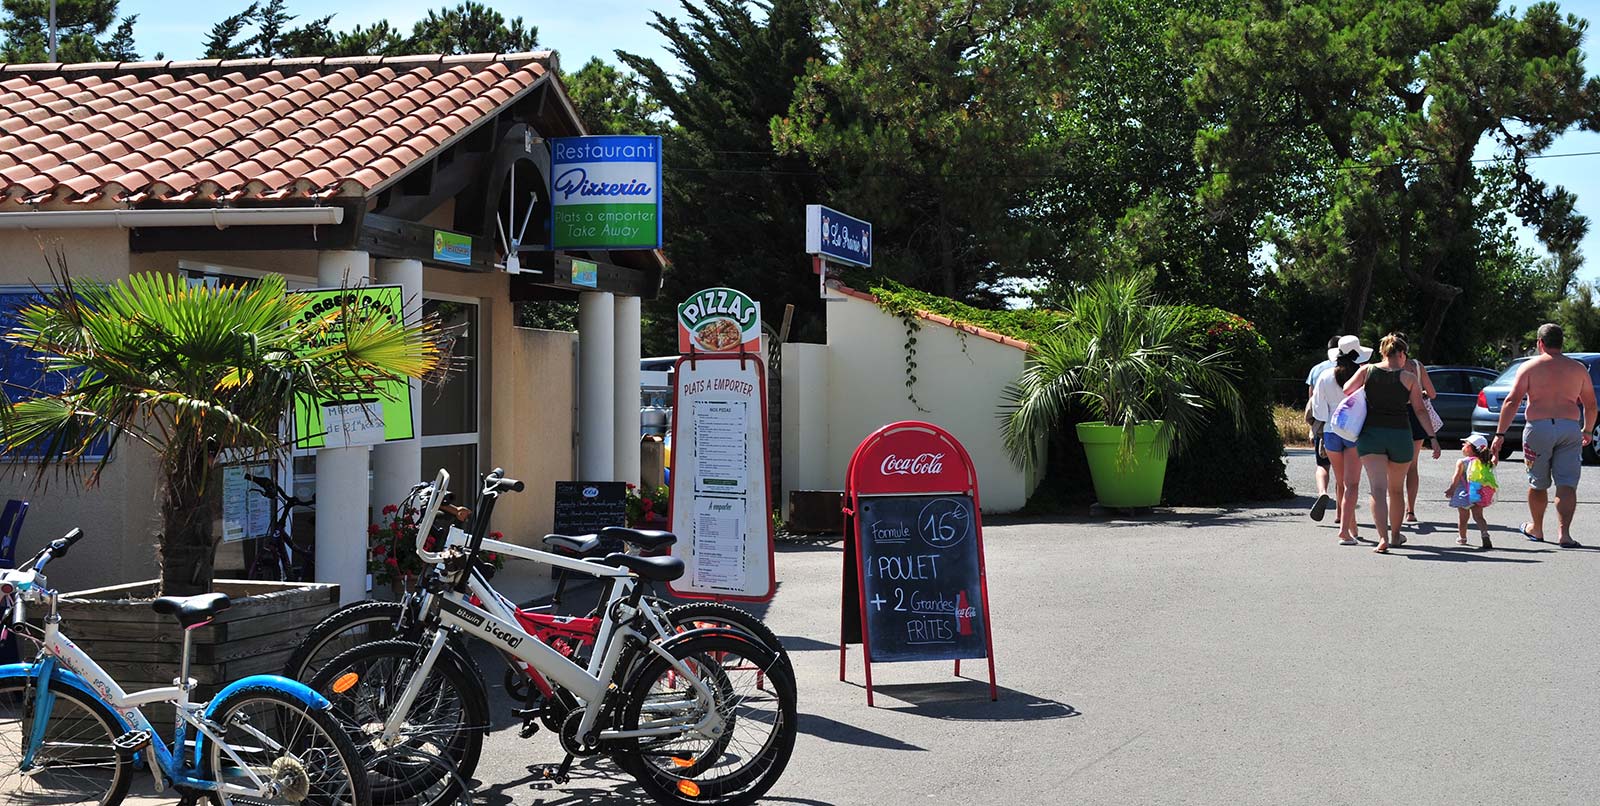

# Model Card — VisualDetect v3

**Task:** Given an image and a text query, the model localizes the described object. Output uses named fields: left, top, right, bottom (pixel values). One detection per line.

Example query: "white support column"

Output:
left=316, top=250, right=371, bottom=605
left=372, top=258, right=423, bottom=511
left=613, top=295, right=642, bottom=487
left=578, top=291, right=616, bottom=481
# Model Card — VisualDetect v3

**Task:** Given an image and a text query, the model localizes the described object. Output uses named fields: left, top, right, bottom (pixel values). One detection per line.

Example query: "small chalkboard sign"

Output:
left=552, top=481, right=627, bottom=537
left=856, top=495, right=987, bottom=662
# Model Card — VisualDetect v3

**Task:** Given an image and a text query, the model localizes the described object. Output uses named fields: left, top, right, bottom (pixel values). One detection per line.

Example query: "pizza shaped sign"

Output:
left=678, top=287, right=762, bottom=354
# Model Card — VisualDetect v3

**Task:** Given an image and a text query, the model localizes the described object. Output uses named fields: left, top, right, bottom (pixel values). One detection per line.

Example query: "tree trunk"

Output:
left=158, top=444, right=217, bottom=596
left=1341, top=229, right=1379, bottom=335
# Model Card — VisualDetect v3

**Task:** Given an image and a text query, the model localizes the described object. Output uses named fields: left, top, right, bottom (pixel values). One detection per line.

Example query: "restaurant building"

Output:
left=0, top=52, right=662, bottom=600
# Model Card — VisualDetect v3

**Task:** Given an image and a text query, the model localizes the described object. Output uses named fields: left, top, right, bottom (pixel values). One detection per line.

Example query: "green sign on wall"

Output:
left=290, top=285, right=416, bottom=449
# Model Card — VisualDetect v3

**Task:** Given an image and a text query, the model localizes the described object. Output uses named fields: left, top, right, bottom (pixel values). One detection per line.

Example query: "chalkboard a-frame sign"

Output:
left=840, top=421, right=997, bottom=706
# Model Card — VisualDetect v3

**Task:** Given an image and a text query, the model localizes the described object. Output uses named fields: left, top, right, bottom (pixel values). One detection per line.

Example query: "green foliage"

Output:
left=0, top=265, right=444, bottom=595
left=619, top=0, right=827, bottom=356
left=562, top=56, right=663, bottom=136
left=1162, top=307, right=1292, bottom=504
left=1556, top=284, right=1600, bottom=354
left=1182, top=0, right=1600, bottom=359
left=1000, top=271, right=1245, bottom=473
left=1, top=0, right=142, bottom=61
left=515, top=301, right=577, bottom=332
left=773, top=2, right=1080, bottom=300
left=201, top=0, right=534, bottom=58
left=844, top=272, right=1060, bottom=346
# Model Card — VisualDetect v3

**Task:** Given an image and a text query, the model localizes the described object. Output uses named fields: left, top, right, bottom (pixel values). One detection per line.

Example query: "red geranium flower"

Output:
left=372, top=544, right=387, bottom=556
left=382, top=504, right=399, bottom=515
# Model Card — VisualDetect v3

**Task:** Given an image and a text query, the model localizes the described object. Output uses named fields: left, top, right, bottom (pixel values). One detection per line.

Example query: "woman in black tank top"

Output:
left=1341, top=333, right=1441, bottom=553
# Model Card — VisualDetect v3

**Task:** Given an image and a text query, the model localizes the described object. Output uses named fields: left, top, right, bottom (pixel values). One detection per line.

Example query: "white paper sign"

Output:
left=323, top=401, right=386, bottom=447
left=668, top=356, right=774, bottom=601
left=692, top=497, right=746, bottom=590
left=222, top=462, right=274, bottom=543
left=693, top=400, right=748, bottom=496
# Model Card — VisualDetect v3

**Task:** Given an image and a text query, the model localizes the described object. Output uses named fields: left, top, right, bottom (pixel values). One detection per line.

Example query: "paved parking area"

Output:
left=125, top=447, right=1600, bottom=804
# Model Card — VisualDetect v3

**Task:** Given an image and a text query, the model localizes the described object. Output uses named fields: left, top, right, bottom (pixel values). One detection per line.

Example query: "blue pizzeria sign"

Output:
left=549, top=135, right=663, bottom=250
left=805, top=204, right=872, bottom=267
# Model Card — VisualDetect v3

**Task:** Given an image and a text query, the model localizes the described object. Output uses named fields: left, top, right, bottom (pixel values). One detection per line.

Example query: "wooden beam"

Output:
left=514, top=251, right=652, bottom=297
left=357, top=212, right=496, bottom=272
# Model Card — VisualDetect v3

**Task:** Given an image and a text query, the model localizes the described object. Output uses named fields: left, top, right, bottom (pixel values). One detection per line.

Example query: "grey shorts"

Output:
left=1523, top=418, right=1584, bottom=490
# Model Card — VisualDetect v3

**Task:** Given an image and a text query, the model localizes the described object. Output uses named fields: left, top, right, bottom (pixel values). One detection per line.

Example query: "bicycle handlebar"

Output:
left=28, top=528, right=83, bottom=573
left=248, top=474, right=315, bottom=509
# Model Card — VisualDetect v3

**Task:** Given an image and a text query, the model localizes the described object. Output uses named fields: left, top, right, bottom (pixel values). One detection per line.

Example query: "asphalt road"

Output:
left=126, top=446, right=1600, bottom=805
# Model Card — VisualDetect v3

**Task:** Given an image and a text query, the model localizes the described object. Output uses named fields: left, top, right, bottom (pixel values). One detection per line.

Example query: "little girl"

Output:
left=1446, top=434, right=1497, bottom=549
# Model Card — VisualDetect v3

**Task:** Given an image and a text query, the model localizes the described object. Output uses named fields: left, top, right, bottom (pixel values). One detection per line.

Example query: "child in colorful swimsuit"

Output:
left=1446, top=434, right=1497, bottom=549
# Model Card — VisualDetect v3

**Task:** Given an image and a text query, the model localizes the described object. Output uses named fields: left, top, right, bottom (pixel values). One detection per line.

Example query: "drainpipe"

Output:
left=0, top=207, right=344, bottom=229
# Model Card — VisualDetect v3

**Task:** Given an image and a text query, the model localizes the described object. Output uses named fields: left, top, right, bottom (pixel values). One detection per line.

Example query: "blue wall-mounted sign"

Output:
left=0, top=291, right=111, bottom=461
left=805, top=204, right=872, bottom=267
left=550, top=135, right=663, bottom=250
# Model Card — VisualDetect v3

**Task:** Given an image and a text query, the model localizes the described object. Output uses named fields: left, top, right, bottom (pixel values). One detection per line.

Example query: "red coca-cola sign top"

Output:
left=847, top=421, right=975, bottom=496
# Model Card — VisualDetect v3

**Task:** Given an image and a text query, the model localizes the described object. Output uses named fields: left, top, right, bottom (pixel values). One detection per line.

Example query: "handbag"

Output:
left=1422, top=395, right=1444, bottom=434
left=1329, top=388, right=1366, bottom=442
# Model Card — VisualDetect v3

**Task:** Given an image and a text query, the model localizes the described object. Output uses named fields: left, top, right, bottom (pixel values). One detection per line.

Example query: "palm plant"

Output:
left=0, top=269, right=442, bottom=595
left=1000, top=270, right=1245, bottom=472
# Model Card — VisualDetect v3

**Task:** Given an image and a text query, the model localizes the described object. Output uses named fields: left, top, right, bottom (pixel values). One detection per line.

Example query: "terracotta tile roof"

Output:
left=0, top=52, right=556, bottom=207
left=830, top=282, right=1032, bottom=351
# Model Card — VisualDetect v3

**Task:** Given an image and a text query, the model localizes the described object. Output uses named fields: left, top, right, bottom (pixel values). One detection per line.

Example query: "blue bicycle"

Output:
left=0, top=528, right=371, bottom=806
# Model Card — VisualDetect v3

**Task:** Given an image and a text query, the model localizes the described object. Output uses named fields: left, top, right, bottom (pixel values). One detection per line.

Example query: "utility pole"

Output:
left=47, top=0, right=58, bottom=62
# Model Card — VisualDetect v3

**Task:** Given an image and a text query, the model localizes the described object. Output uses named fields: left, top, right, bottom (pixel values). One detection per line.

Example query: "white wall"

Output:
left=782, top=292, right=1039, bottom=512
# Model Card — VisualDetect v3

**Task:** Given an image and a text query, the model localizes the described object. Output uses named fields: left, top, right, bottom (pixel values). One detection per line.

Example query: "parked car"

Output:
left=1426, top=365, right=1499, bottom=441
left=1469, top=353, right=1600, bottom=462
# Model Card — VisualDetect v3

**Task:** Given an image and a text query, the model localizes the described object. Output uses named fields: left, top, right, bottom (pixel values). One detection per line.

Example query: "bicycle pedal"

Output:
left=519, top=719, right=540, bottom=739
left=536, top=765, right=569, bottom=785
left=112, top=729, right=151, bottom=757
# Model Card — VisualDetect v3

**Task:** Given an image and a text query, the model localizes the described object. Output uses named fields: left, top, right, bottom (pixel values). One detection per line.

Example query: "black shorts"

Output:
left=1408, top=407, right=1427, bottom=441
left=1312, top=429, right=1330, bottom=468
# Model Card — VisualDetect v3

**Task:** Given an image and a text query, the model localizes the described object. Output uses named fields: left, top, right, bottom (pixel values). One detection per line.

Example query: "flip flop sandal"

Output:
left=1340, top=538, right=1359, bottom=546
left=1560, top=540, right=1584, bottom=548
left=1374, top=544, right=1389, bottom=554
left=1520, top=523, right=1544, bottom=542
left=1392, top=535, right=1407, bottom=547
left=1456, top=535, right=1469, bottom=546
left=1311, top=494, right=1332, bottom=522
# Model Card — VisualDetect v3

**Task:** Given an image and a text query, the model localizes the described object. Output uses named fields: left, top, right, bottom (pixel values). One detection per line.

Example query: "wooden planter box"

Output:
left=55, top=579, right=339, bottom=713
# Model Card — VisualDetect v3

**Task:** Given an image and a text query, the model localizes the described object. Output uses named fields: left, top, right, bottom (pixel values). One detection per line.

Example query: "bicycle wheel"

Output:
left=661, top=602, right=794, bottom=678
left=614, top=634, right=796, bottom=806
left=283, top=600, right=480, bottom=684
left=202, top=684, right=371, bottom=806
left=0, top=678, right=131, bottom=806
left=310, top=639, right=487, bottom=806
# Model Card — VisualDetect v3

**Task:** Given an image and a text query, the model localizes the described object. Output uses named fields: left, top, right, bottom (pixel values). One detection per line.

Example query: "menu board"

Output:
left=222, top=463, right=275, bottom=543
left=855, top=494, right=988, bottom=663
left=553, top=481, right=627, bottom=537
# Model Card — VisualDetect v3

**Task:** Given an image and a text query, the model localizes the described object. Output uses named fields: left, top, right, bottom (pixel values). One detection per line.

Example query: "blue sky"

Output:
left=117, top=0, right=1600, bottom=283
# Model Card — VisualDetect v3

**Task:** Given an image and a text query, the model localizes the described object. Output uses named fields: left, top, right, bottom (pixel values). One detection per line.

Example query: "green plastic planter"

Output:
left=1076, top=421, right=1171, bottom=508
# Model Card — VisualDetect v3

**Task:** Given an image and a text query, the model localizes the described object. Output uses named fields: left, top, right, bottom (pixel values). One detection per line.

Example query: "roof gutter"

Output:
left=0, top=207, right=344, bottom=230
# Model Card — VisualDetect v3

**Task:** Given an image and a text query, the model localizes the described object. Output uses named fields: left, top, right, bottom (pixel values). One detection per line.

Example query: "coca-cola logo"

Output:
left=880, top=452, right=945, bottom=476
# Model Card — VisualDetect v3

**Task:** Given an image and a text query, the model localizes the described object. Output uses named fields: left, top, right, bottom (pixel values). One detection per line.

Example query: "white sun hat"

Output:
left=1328, top=334, right=1374, bottom=362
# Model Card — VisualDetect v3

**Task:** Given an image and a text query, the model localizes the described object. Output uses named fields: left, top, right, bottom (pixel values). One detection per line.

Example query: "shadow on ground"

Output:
left=851, top=680, right=1080, bottom=722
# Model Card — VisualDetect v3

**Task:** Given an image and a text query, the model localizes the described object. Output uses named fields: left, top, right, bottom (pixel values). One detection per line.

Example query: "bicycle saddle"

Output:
left=600, top=552, right=684, bottom=582
left=599, top=527, right=676, bottom=553
left=151, top=592, right=231, bottom=628
left=543, top=533, right=601, bottom=555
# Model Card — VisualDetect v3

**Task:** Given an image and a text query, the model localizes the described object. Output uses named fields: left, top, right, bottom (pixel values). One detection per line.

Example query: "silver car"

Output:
left=1469, top=353, right=1600, bottom=461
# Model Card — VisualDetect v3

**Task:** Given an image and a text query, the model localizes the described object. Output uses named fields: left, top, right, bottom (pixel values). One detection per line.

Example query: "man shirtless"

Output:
left=1490, top=323, right=1597, bottom=547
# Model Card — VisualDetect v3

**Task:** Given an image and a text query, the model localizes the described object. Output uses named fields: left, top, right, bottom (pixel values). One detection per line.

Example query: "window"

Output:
left=1465, top=373, right=1495, bottom=394
left=1430, top=371, right=1462, bottom=395
left=421, top=297, right=481, bottom=486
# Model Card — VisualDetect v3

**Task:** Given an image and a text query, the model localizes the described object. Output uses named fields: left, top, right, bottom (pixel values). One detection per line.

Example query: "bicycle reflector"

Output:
left=331, top=672, right=360, bottom=694
left=0, top=583, right=13, bottom=596
left=671, top=757, right=694, bottom=768
left=677, top=780, right=701, bottom=798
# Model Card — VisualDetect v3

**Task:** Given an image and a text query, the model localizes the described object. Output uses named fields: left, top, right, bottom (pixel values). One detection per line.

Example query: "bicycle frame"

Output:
left=396, top=569, right=723, bottom=747
left=10, top=598, right=286, bottom=798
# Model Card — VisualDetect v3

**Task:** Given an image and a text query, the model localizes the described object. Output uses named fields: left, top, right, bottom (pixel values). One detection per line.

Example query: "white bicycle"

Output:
left=309, top=469, right=796, bottom=806
left=0, top=528, right=370, bottom=806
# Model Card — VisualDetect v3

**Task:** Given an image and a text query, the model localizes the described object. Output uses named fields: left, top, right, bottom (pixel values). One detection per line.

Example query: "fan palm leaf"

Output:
left=1000, top=271, right=1245, bottom=474
left=0, top=269, right=444, bottom=594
